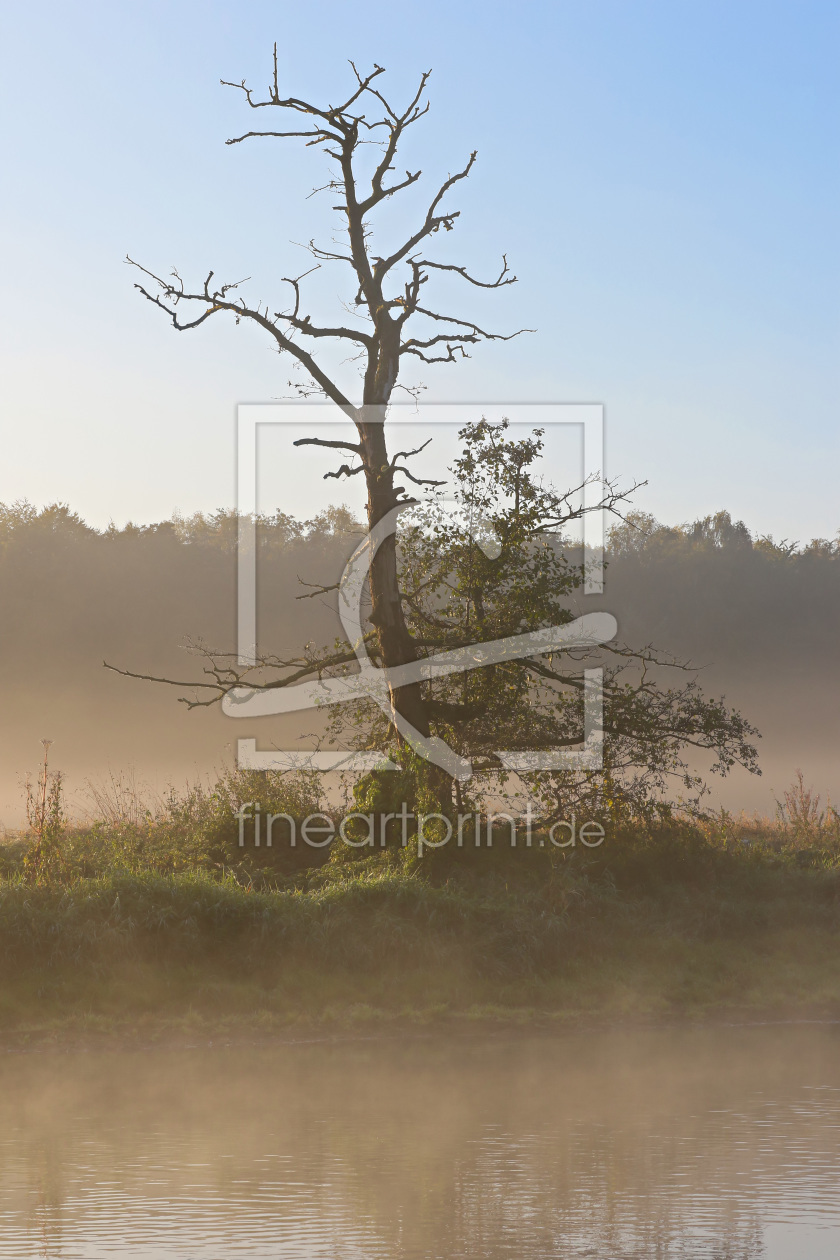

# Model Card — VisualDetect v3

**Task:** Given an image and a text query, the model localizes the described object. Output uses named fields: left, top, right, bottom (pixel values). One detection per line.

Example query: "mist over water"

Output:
left=2, top=1027, right=840, bottom=1258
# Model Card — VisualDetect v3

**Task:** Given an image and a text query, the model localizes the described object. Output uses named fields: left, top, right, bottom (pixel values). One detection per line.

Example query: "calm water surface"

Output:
left=1, top=1025, right=839, bottom=1258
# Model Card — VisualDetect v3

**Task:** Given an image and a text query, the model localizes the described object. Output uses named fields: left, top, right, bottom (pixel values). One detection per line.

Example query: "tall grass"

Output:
left=2, top=765, right=840, bottom=1021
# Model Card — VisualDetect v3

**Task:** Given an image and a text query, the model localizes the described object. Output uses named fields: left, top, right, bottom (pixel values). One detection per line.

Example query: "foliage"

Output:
left=154, top=765, right=327, bottom=875
left=4, top=765, right=840, bottom=1040
left=4, top=776, right=840, bottom=1024
left=608, top=508, right=840, bottom=562
left=329, top=420, right=760, bottom=824
left=9, top=765, right=327, bottom=886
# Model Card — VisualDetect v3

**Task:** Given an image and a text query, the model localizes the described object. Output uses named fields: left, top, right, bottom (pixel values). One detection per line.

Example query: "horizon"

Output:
left=3, top=494, right=837, bottom=551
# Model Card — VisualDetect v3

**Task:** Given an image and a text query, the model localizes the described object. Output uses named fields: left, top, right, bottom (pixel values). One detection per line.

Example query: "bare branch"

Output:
left=412, top=254, right=517, bottom=288
left=407, top=305, right=534, bottom=341
left=323, top=463, right=366, bottom=481
left=225, top=129, right=340, bottom=147
left=222, top=42, right=387, bottom=119
left=401, top=344, right=470, bottom=365
left=295, top=579, right=341, bottom=601
left=374, top=151, right=478, bottom=278
left=279, top=264, right=320, bottom=317
left=391, top=466, right=446, bottom=487
left=106, top=631, right=380, bottom=709
left=298, top=238, right=355, bottom=265
left=125, top=257, right=358, bottom=416
left=104, top=662, right=222, bottom=692
left=292, top=436, right=362, bottom=455
left=360, top=167, right=422, bottom=213
left=390, top=437, right=433, bottom=465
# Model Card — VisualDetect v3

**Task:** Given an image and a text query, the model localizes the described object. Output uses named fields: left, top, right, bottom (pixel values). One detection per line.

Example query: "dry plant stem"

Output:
left=40, top=740, right=50, bottom=830
left=24, top=740, right=65, bottom=881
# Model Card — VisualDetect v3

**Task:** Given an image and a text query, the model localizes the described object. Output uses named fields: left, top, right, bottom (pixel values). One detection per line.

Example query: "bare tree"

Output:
left=126, top=46, right=532, bottom=750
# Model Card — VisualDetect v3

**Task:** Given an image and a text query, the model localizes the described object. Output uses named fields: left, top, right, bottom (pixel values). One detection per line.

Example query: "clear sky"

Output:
left=1, top=0, right=838, bottom=540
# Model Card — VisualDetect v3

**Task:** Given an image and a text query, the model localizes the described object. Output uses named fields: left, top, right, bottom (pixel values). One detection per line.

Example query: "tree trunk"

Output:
left=356, top=409, right=431, bottom=743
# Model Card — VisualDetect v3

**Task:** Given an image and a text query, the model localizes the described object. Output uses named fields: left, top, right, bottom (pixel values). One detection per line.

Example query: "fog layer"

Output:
left=0, top=503, right=836, bottom=825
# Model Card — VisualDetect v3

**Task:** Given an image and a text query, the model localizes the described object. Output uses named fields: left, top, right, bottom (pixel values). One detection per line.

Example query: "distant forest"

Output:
left=0, top=501, right=837, bottom=824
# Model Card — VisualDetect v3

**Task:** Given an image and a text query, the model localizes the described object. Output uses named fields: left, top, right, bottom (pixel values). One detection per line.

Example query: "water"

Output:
left=1, top=1025, right=839, bottom=1258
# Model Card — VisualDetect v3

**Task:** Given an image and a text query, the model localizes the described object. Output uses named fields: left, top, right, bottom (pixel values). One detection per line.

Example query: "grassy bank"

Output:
left=3, top=789, right=840, bottom=1045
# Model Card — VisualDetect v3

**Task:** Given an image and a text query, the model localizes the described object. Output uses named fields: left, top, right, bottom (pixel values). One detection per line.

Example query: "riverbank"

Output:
left=3, top=823, right=840, bottom=1050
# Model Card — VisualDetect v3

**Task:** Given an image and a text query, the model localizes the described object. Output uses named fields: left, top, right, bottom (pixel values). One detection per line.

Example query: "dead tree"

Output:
left=126, top=47, right=528, bottom=751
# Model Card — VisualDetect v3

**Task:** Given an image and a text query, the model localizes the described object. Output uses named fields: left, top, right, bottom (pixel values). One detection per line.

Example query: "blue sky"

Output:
left=1, top=0, right=837, bottom=539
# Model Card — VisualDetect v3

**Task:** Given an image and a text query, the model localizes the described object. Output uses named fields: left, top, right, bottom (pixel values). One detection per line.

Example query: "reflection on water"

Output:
left=1, top=1026, right=839, bottom=1258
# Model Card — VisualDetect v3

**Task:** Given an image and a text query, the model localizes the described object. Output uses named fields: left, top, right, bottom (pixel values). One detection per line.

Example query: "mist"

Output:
left=1, top=500, right=836, bottom=827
